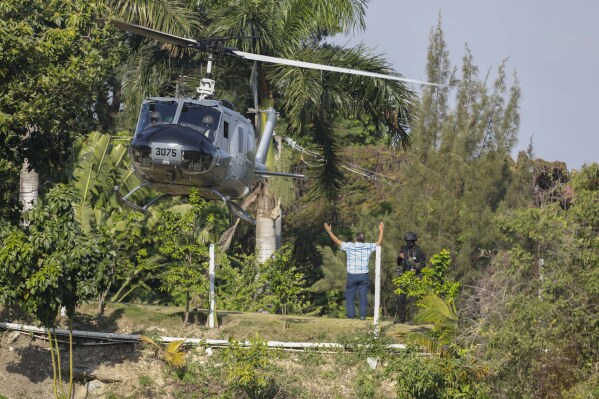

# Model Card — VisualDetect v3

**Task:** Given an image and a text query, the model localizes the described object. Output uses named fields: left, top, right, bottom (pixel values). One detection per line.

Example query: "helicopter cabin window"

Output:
left=178, top=103, right=221, bottom=140
left=223, top=121, right=229, bottom=139
left=238, top=127, right=245, bottom=154
left=246, top=130, right=255, bottom=161
left=136, top=101, right=177, bottom=133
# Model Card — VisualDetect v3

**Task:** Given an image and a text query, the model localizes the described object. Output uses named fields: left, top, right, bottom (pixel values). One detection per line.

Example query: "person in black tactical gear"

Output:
left=395, top=232, right=427, bottom=323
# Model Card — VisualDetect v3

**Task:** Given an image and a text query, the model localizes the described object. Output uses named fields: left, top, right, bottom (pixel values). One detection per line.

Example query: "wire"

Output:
left=281, top=136, right=402, bottom=184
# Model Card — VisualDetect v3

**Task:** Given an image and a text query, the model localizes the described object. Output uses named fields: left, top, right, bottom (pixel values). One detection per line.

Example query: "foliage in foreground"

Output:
left=124, top=328, right=490, bottom=399
left=218, top=247, right=319, bottom=319
left=222, top=336, right=280, bottom=399
left=0, top=184, right=112, bottom=323
left=153, top=189, right=229, bottom=326
left=140, top=335, right=186, bottom=369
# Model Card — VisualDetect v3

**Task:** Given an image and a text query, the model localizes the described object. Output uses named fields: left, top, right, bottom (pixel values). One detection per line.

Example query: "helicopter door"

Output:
left=229, top=120, right=246, bottom=179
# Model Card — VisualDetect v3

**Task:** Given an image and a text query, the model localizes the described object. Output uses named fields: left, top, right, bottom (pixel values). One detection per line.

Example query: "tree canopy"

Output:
left=0, top=0, right=125, bottom=221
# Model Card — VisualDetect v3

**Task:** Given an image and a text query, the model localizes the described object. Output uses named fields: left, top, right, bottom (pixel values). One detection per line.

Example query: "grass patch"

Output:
left=74, top=301, right=422, bottom=344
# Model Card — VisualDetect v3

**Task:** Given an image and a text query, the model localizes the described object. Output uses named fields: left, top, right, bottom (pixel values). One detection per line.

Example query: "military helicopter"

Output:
left=112, top=20, right=439, bottom=224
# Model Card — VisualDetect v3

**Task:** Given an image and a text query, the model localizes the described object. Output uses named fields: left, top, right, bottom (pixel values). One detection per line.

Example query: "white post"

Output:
left=208, top=243, right=216, bottom=328
left=373, top=245, right=382, bottom=337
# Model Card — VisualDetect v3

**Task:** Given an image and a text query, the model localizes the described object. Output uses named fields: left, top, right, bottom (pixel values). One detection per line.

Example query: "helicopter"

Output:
left=112, top=20, right=439, bottom=224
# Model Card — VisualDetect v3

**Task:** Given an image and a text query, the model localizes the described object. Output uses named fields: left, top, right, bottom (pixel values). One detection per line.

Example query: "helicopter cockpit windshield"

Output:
left=136, top=100, right=177, bottom=133
left=178, top=103, right=221, bottom=140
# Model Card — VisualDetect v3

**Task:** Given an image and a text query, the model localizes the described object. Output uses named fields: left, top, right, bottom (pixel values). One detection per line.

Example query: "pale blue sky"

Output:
left=332, top=0, right=598, bottom=170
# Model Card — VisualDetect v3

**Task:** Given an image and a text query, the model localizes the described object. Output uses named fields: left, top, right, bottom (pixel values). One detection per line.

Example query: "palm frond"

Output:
left=410, top=293, right=459, bottom=357
left=413, top=293, right=457, bottom=325
left=164, top=340, right=187, bottom=368
left=140, top=335, right=161, bottom=350
left=407, top=331, right=439, bottom=354
left=108, top=0, right=200, bottom=40
left=271, top=45, right=415, bottom=149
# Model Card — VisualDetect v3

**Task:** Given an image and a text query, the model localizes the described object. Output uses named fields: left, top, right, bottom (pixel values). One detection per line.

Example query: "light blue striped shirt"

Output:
left=340, top=242, right=377, bottom=274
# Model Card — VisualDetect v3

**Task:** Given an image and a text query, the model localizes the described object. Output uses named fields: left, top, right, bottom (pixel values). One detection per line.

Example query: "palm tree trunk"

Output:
left=255, top=182, right=281, bottom=263
left=255, top=133, right=285, bottom=264
left=19, top=159, right=38, bottom=215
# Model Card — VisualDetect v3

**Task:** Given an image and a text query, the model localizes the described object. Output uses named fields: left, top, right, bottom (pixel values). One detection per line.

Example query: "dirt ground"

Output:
left=0, top=305, right=180, bottom=399
left=0, top=329, right=152, bottom=399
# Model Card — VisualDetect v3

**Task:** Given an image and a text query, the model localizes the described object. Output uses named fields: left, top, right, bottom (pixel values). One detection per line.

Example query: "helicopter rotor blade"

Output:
left=112, top=20, right=442, bottom=87
left=112, top=20, right=252, bottom=54
left=232, top=50, right=442, bottom=87
left=112, top=20, right=200, bottom=48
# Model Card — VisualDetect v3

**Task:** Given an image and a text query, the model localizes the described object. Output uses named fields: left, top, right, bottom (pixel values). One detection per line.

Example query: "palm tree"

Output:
left=408, top=293, right=458, bottom=357
left=203, top=0, right=416, bottom=262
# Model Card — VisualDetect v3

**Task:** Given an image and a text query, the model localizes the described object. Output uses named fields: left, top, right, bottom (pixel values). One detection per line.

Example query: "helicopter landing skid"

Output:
left=208, top=189, right=255, bottom=225
left=114, top=184, right=170, bottom=213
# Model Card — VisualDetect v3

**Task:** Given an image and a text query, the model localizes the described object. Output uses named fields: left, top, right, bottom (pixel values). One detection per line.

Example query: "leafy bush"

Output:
left=218, top=247, right=319, bottom=318
left=393, top=249, right=460, bottom=303
left=222, top=336, right=279, bottom=399
left=385, top=347, right=491, bottom=399
left=256, top=247, right=320, bottom=318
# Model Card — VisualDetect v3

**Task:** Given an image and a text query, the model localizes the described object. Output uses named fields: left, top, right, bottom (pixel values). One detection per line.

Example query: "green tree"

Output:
left=0, top=184, right=113, bottom=398
left=67, top=131, right=154, bottom=313
left=461, top=164, right=599, bottom=398
left=153, top=189, right=228, bottom=326
left=0, top=0, right=125, bottom=222
left=223, top=336, right=278, bottom=399
left=410, top=15, right=454, bottom=161
left=382, top=16, right=521, bottom=285
left=393, top=249, right=461, bottom=303
left=217, top=252, right=261, bottom=311
left=256, top=246, right=317, bottom=325
left=386, top=346, right=491, bottom=399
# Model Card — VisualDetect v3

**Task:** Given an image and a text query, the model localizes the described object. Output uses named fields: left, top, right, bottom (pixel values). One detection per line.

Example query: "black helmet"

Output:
left=404, top=232, right=417, bottom=242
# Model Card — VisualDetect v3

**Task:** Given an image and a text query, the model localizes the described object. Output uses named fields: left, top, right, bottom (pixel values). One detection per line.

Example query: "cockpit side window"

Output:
left=178, top=103, right=221, bottom=141
left=136, top=101, right=177, bottom=133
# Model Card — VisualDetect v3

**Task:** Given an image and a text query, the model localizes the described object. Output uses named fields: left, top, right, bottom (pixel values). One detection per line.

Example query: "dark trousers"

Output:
left=396, top=293, right=414, bottom=323
left=346, top=273, right=369, bottom=318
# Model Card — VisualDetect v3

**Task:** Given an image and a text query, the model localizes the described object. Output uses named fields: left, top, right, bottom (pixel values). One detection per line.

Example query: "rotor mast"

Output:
left=197, top=53, right=216, bottom=99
